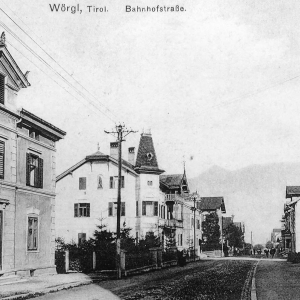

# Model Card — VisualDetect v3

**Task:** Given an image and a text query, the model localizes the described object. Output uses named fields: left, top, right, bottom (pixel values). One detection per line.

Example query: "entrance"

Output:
left=0, top=210, right=2, bottom=270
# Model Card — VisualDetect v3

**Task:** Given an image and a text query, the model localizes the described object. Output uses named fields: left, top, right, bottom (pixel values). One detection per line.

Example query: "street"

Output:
left=31, top=259, right=255, bottom=299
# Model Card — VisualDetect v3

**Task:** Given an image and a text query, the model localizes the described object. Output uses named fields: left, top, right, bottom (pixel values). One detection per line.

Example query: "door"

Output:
left=0, top=210, right=2, bottom=270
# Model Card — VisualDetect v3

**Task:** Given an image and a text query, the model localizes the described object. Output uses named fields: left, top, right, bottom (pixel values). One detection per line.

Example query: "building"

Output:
left=283, top=186, right=300, bottom=252
left=56, top=132, right=167, bottom=244
left=197, top=197, right=226, bottom=247
left=0, top=33, right=66, bottom=275
left=55, top=132, right=202, bottom=254
left=159, top=173, right=202, bottom=253
left=271, top=228, right=281, bottom=244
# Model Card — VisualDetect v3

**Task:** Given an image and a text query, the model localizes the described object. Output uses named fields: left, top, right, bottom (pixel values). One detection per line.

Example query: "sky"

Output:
left=1, top=0, right=300, bottom=243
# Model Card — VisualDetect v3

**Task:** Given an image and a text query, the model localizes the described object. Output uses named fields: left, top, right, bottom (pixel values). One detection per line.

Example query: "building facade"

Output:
left=0, top=33, right=66, bottom=275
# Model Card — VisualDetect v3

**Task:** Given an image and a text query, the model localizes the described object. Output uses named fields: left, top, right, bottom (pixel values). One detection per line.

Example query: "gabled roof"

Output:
left=222, top=217, right=233, bottom=230
left=160, top=174, right=183, bottom=188
left=135, top=133, right=164, bottom=174
left=56, top=150, right=137, bottom=182
left=198, top=197, right=226, bottom=213
left=0, top=34, right=30, bottom=90
left=286, top=186, right=300, bottom=198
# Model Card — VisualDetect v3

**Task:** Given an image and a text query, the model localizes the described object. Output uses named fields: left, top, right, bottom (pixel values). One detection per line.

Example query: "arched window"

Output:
left=97, top=175, right=103, bottom=189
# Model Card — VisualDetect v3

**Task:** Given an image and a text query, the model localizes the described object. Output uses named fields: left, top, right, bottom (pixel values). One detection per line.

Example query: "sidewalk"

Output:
left=254, top=259, right=300, bottom=300
left=0, top=273, right=92, bottom=300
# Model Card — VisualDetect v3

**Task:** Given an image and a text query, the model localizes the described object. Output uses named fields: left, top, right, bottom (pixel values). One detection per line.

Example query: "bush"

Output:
left=287, top=252, right=300, bottom=263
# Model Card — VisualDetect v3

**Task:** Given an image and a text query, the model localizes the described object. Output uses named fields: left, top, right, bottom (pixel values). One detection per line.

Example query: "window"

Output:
left=0, top=141, right=4, bottom=179
left=178, top=234, right=183, bottom=246
left=79, top=177, right=86, bottom=190
left=108, top=202, right=125, bottom=216
left=109, top=176, right=124, bottom=189
left=197, top=219, right=200, bottom=229
left=74, top=203, right=90, bottom=217
left=136, top=201, right=139, bottom=216
left=0, top=74, right=5, bottom=105
left=97, top=175, right=103, bottom=188
left=147, top=181, right=153, bottom=186
left=28, top=216, right=38, bottom=251
left=191, top=218, right=194, bottom=227
left=78, top=233, right=86, bottom=245
left=26, top=153, right=43, bottom=188
left=160, top=205, right=165, bottom=219
left=142, top=201, right=158, bottom=216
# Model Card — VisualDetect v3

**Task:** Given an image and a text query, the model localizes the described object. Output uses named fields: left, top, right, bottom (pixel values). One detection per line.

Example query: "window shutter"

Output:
left=0, top=74, right=4, bottom=105
left=136, top=201, right=138, bottom=217
left=154, top=202, right=158, bottom=216
left=38, top=158, right=43, bottom=188
left=87, top=203, right=90, bottom=217
left=0, top=141, right=4, bottom=179
left=74, top=204, right=78, bottom=217
left=109, top=177, right=113, bottom=189
left=108, top=202, right=113, bottom=216
left=121, top=202, right=125, bottom=216
left=121, top=176, right=124, bottom=188
left=26, top=153, right=31, bottom=186
left=142, top=201, right=146, bottom=216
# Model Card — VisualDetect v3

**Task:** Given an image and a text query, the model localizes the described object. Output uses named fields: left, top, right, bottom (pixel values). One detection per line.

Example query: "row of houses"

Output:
left=55, top=132, right=227, bottom=255
left=0, top=34, right=228, bottom=277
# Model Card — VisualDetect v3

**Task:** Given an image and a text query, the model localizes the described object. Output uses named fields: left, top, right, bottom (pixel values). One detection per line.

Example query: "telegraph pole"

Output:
left=193, top=196, right=196, bottom=261
left=105, top=124, right=137, bottom=279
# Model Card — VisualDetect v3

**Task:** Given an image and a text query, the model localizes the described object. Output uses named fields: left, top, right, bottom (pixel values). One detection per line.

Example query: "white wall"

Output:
left=55, top=161, right=137, bottom=243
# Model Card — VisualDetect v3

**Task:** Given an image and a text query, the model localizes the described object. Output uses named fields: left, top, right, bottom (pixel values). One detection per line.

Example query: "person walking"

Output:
left=270, top=248, right=275, bottom=258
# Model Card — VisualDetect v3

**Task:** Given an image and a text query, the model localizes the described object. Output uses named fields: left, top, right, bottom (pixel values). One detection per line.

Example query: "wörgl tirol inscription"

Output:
left=49, top=4, right=108, bottom=14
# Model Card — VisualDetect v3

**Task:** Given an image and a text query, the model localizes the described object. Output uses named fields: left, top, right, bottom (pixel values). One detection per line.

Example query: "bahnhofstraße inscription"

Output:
left=48, top=4, right=186, bottom=14
left=125, top=5, right=186, bottom=12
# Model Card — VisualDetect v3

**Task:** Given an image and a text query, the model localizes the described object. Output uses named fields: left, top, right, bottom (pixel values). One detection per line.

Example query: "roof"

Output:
left=222, top=217, right=233, bottom=230
left=198, top=197, right=226, bottom=213
left=135, top=133, right=164, bottom=174
left=20, top=109, right=66, bottom=140
left=56, top=150, right=137, bottom=182
left=286, top=186, right=300, bottom=198
left=160, top=174, right=183, bottom=188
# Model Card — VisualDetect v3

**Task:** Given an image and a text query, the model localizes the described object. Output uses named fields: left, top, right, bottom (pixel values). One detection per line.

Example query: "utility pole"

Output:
left=251, top=231, right=253, bottom=254
left=193, top=196, right=196, bottom=261
left=221, top=216, right=223, bottom=257
left=105, top=124, right=137, bottom=279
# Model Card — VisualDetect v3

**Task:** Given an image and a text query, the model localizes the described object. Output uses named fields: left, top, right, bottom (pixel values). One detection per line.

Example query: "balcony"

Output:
left=159, top=218, right=183, bottom=229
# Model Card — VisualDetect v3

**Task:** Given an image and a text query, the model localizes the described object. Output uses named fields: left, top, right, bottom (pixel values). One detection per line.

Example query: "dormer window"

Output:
left=0, top=73, right=5, bottom=105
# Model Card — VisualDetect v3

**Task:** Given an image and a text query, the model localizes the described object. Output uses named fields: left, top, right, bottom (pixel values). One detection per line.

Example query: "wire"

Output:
left=0, top=19, right=117, bottom=124
left=0, top=5, right=118, bottom=120
left=6, top=41, right=115, bottom=122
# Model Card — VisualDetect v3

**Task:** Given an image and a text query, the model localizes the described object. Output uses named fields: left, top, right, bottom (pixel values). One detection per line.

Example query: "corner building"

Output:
left=0, top=33, right=66, bottom=276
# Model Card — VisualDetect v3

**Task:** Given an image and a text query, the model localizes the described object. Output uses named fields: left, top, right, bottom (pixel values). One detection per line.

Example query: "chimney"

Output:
left=128, top=147, right=135, bottom=165
left=110, top=142, right=118, bottom=160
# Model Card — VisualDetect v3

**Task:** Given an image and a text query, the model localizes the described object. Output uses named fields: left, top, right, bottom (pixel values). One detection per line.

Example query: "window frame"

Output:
left=27, top=215, right=39, bottom=252
left=142, top=201, right=158, bottom=217
left=79, top=177, right=87, bottom=190
left=0, top=140, right=5, bottom=180
left=108, top=201, right=125, bottom=216
left=26, top=153, right=43, bottom=188
left=74, top=203, right=90, bottom=217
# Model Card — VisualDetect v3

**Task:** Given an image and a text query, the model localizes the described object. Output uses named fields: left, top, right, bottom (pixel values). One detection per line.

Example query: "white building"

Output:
left=55, top=132, right=166, bottom=243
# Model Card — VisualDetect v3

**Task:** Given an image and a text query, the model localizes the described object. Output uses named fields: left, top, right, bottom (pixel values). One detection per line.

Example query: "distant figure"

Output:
left=264, top=249, right=269, bottom=258
left=270, top=248, right=276, bottom=258
left=223, top=244, right=229, bottom=257
left=253, top=249, right=256, bottom=255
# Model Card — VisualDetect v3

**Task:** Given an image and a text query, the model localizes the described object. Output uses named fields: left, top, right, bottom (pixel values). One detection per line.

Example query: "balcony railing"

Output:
left=160, top=219, right=183, bottom=229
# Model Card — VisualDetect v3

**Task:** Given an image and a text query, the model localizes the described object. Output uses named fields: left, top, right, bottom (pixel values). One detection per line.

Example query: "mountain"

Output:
left=188, top=162, right=300, bottom=245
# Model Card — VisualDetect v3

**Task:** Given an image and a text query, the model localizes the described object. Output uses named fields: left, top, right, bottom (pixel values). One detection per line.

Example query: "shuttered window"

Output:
left=0, top=74, right=5, bottom=105
left=26, top=153, right=43, bottom=188
left=154, top=202, right=158, bottom=216
left=74, top=203, right=90, bottom=217
left=0, top=141, right=5, bottom=179
left=108, top=202, right=125, bottom=216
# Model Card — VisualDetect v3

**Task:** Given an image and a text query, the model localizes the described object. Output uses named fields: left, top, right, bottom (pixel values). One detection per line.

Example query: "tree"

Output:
left=223, top=223, right=244, bottom=248
left=266, top=241, right=274, bottom=249
left=202, top=212, right=221, bottom=251
left=253, top=244, right=264, bottom=251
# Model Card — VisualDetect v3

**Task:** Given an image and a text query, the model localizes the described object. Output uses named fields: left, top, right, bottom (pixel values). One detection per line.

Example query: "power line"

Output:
left=0, top=5, right=118, bottom=121
left=0, top=19, right=118, bottom=123
left=6, top=41, right=116, bottom=123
